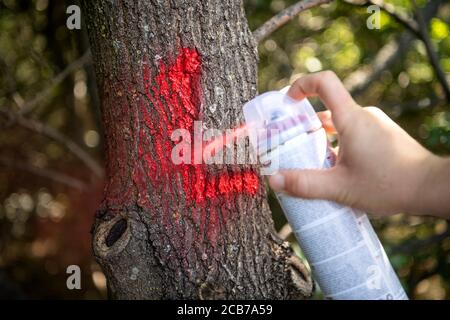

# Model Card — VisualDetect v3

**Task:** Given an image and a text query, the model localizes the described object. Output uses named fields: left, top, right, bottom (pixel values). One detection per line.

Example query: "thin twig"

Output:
left=413, top=0, right=450, bottom=102
left=344, top=0, right=439, bottom=96
left=344, top=33, right=414, bottom=95
left=18, top=50, right=92, bottom=115
left=278, top=223, right=293, bottom=240
left=345, top=0, right=450, bottom=103
left=343, top=0, right=420, bottom=36
left=391, top=223, right=450, bottom=255
left=0, top=156, right=88, bottom=191
left=0, top=109, right=104, bottom=178
left=252, top=0, right=333, bottom=43
left=0, top=56, right=18, bottom=96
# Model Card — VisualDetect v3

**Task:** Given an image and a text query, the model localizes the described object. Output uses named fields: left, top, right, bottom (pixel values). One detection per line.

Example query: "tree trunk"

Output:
left=81, top=0, right=313, bottom=299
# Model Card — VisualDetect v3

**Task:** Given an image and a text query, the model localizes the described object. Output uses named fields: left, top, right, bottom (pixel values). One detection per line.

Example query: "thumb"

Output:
left=269, top=168, right=344, bottom=201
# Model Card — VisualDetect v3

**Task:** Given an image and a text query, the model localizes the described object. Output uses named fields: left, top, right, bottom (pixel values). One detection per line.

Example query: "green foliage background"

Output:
left=0, top=0, right=449, bottom=299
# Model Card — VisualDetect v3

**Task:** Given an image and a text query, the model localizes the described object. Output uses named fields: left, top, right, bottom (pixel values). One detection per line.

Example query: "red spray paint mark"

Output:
left=243, top=171, right=259, bottom=194
left=134, top=47, right=260, bottom=241
left=202, top=124, right=248, bottom=163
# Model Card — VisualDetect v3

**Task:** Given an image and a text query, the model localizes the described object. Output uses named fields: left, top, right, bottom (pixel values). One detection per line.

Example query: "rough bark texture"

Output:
left=81, top=0, right=313, bottom=299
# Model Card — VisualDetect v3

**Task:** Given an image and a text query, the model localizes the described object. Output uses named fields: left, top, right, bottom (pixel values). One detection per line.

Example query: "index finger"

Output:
left=288, top=71, right=359, bottom=127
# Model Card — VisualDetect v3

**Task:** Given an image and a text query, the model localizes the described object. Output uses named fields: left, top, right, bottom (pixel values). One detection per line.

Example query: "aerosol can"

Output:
left=243, top=90, right=408, bottom=300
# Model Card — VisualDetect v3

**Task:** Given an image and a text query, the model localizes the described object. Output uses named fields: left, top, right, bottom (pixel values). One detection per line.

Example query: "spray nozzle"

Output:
left=243, top=90, right=322, bottom=155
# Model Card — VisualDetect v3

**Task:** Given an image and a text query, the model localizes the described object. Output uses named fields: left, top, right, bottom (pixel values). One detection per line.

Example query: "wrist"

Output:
left=410, top=154, right=450, bottom=217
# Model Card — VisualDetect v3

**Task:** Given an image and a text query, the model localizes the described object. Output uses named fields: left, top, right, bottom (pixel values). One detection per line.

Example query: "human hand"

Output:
left=269, top=71, right=449, bottom=217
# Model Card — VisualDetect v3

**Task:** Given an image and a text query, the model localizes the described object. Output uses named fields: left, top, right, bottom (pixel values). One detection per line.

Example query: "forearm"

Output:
left=412, top=155, right=450, bottom=218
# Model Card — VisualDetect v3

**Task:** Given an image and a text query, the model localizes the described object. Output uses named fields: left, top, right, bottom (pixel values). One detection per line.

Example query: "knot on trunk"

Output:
left=287, top=255, right=314, bottom=299
left=198, top=282, right=227, bottom=300
left=270, top=235, right=314, bottom=299
left=93, top=212, right=131, bottom=259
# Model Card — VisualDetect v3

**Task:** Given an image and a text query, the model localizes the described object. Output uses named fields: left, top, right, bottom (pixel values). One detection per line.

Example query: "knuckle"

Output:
left=290, top=77, right=305, bottom=95
left=289, top=172, right=309, bottom=197
left=292, top=76, right=304, bottom=87
left=363, top=106, right=391, bottom=121
left=333, top=169, right=353, bottom=205
left=364, top=106, right=381, bottom=113
left=322, top=70, right=337, bottom=81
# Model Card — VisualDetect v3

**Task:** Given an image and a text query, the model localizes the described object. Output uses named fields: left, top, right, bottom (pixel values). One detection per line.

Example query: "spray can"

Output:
left=243, top=90, right=408, bottom=300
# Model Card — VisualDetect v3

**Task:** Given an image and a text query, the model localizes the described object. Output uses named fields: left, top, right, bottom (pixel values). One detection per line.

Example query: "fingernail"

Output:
left=269, top=173, right=285, bottom=191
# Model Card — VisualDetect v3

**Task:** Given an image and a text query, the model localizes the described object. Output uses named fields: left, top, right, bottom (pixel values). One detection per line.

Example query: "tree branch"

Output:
left=278, top=223, right=293, bottom=240
left=344, top=33, right=414, bottom=96
left=252, top=0, right=333, bottom=43
left=0, top=109, right=104, bottom=178
left=345, top=0, right=450, bottom=103
left=413, top=0, right=450, bottom=102
left=343, top=0, right=420, bottom=36
left=17, top=50, right=92, bottom=115
left=391, top=223, right=450, bottom=255
left=0, top=156, right=88, bottom=191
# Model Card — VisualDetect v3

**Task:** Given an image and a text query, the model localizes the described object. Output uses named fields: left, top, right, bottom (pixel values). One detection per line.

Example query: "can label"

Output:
left=272, top=129, right=407, bottom=300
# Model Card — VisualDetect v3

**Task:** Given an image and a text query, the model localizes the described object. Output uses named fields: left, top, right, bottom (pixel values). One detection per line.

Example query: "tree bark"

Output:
left=81, top=0, right=313, bottom=299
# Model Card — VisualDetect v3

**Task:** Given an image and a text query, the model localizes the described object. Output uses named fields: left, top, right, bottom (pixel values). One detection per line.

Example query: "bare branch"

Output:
left=391, top=224, right=450, bottom=255
left=18, top=50, right=92, bottom=115
left=413, top=0, right=450, bottom=102
left=0, top=156, right=88, bottom=191
left=278, top=223, right=293, bottom=241
left=386, top=97, right=442, bottom=118
left=344, top=0, right=420, bottom=36
left=0, top=50, right=102, bottom=178
left=344, top=33, right=414, bottom=95
left=370, top=0, right=420, bottom=35
left=344, top=0, right=450, bottom=102
left=0, top=109, right=104, bottom=178
left=252, top=0, right=333, bottom=43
